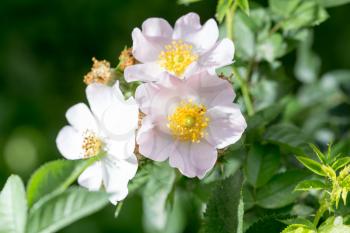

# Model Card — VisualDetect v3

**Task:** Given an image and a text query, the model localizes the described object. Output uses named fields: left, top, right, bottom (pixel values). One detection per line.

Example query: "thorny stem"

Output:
left=232, top=67, right=255, bottom=116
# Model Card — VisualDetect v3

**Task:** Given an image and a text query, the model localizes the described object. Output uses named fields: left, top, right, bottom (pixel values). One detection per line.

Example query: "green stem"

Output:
left=232, top=67, right=255, bottom=116
left=225, top=0, right=238, bottom=40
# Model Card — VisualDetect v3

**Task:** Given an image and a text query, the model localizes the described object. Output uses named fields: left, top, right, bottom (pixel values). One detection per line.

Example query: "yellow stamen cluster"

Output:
left=167, top=100, right=209, bottom=143
left=82, top=130, right=103, bottom=158
left=84, top=57, right=113, bottom=85
left=158, top=40, right=198, bottom=77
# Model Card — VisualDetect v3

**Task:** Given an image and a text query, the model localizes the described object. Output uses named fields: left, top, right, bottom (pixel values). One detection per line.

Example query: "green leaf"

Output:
left=237, top=0, right=249, bottom=15
left=281, top=224, right=316, bottom=233
left=142, top=163, right=178, bottom=233
left=27, top=157, right=99, bottom=207
left=256, top=33, right=287, bottom=62
left=294, top=180, right=326, bottom=191
left=201, top=171, right=244, bottom=233
left=256, top=170, right=308, bottom=209
left=0, top=175, right=27, bottom=233
left=245, top=215, right=288, bottom=233
left=269, top=0, right=302, bottom=18
left=26, top=187, right=109, bottom=233
left=233, top=11, right=256, bottom=59
left=318, top=216, right=350, bottom=233
left=294, top=30, right=321, bottom=83
left=177, top=0, right=202, bottom=5
left=309, top=143, right=326, bottom=164
left=331, top=157, right=350, bottom=171
left=247, top=100, right=285, bottom=129
left=296, top=156, right=326, bottom=176
left=245, top=145, right=280, bottom=188
left=318, top=0, right=350, bottom=8
left=282, top=1, right=329, bottom=31
left=216, top=0, right=233, bottom=23
left=264, top=123, right=310, bottom=154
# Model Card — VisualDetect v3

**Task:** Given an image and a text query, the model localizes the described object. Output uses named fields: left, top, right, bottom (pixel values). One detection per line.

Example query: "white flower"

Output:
left=125, top=12, right=234, bottom=82
left=56, top=82, right=139, bottom=204
left=135, top=72, right=246, bottom=178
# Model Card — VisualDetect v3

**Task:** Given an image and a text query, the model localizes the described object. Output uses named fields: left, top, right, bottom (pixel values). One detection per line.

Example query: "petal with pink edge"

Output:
left=124, top=62, right=164, bottom=83
left=198, top=38, right=235, bottom=68
left=132, top=28, right=171, bottom=63
left=206, top=105, right=247, bottom=149
left=137, top=117, right=176, bottom=162
left=141, top=18, right=173, bottom=38
left=169, top=140, right=217, bottom=179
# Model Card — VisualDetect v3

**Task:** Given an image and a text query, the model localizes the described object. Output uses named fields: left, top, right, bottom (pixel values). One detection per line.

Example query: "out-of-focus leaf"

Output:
left=201, top=171, right=244, bottom=233
left=269, top=0, right=302, bottom=18
left=27, top=157, right=99, bottom=207
left=256, top=170, right=308, bottom=209
left=281, top=224, right=316, bottom=233
left=282, top=1, right=329, bottom=31
left=216, top=0, right=233, bottom=23
left=264, top=123, right=310, bottom=154
left=318, top=216, right=350, bottom=233
left=294, top=30, right=320, bottom=83
left=142, top=163, right=178, bottom=233
left=245, top=144, right=280, bottom=188
left=237, top=0, right=249, bottom=15
left=294, top=180, right=326, bottom=191
left=296, top=156, right=326, bottom=176
left=318, top=0, right=350, bottom=8
left=27, top=187, right=109, bottom=233
left=332, top=157, right=350, bottom=171
left=233, top=11, right=256, bottom=59
left=257, top=33, right=287, bottom=62
left=177, top=0, right=202, bottom=5
left=0, top=175, right=27, bottom=233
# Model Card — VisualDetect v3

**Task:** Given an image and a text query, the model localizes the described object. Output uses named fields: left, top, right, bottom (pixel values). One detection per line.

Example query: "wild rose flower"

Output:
left=135, top=71, right=246, bottom=178
left=56, top=82, right=139, bottom=204
left=124, top=12, right=234, bottom=82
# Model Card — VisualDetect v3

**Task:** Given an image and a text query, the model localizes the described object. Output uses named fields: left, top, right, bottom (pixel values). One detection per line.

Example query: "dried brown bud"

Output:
left=84, top=57, right=113, bottom=85
left=118, top=47, right=136, bottom=71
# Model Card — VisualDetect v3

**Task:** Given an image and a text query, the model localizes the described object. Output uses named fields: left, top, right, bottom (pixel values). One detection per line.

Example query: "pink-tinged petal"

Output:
left=173, top=13, right=219, bottom=52
left=132, top=28, right=171, bottom=63
left=198, top=38, right=235, bottom=68
left=206, top=105, right=247, bottom=149
left=56, top=126, right=83, bottom=160
left=135, top=77, right=188, bottom=118
left=142, top=18, right=173, bottom=38
left=65, top=103, right=98, bottom=132
left=78, top=162, right=103, bottom=191
left=124, top=63, right=164, bottom=83
left=137, top=116, right=176, bottom=162
left=174, top=12, right=201, bottom=32
left=186, top=71, right=235, bottom=107
left=169, top=140, right=217, bottom=179
left=101, top=155, right=135, bottom=204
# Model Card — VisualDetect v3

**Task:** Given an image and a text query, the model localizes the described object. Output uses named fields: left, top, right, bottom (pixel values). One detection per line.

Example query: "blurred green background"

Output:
left=0, top=0, right=349, bottom=232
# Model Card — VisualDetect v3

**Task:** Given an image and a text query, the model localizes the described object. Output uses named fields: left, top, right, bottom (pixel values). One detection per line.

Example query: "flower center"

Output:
left=167, top=100, right=209, bottom=143
left=82, top=130, right=103, bottom=158
left=158, top=40, right=198, bottom=77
